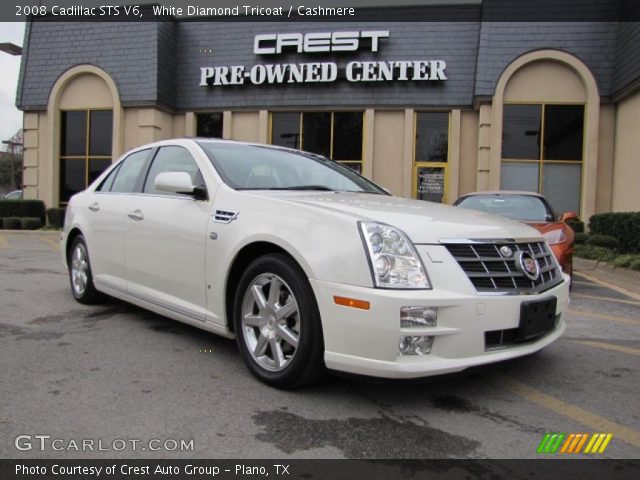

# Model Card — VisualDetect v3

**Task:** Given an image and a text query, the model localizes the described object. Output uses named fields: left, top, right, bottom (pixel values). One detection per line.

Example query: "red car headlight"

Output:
left=543, top=228, right=566, bottom=245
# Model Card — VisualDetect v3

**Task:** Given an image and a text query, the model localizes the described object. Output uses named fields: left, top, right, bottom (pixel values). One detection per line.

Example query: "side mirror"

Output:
left=154, top=172, right=207, bottom=199
left=560, top=211, right=578, bottom=223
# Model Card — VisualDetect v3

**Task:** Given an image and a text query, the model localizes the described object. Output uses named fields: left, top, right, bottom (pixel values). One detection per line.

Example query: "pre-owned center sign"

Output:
left=199, top=30, right=447, bottom=87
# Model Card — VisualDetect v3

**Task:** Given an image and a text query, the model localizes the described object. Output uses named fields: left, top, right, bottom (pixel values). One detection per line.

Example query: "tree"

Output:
left=0, top=129, right=23, bottom=192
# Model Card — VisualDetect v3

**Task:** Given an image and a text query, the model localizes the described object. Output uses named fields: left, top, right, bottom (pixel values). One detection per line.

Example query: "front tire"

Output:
left=233, top=253, right=325, bottom=389
left=68, top=235, right=103, bottom=304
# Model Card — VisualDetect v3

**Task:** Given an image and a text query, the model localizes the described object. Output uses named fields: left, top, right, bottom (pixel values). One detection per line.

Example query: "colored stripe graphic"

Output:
left=540, top=433, right=613, bottom=454
left=537, top=433, right=565, bottom=453
left=584, top=433, right=614, bottom=454
left=564, top=433, right=588, bottom=453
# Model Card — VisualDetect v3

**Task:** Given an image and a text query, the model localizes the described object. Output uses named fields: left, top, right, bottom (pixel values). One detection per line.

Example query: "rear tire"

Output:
left=68, top=235, right=103, bottom=304
left=233, top=253, right=325, bottom=389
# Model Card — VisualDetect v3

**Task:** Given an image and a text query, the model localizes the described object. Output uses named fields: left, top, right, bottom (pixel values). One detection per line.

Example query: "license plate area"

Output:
left=518, top=297, right=557, bottom=341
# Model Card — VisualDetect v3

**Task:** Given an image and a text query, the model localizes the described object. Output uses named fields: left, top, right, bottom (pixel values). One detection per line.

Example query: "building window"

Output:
left=271, top=112, right=364, bottom=172
left=60, top=110, right=113, bottom=203
left=501, top=103, right=584, bottom=214
left=414, top=112, right=449, bottom=203
left=196, top=112, right=223, bottom=138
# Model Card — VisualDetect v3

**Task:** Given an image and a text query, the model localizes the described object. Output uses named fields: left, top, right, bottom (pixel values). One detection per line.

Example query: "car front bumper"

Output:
left=310, top=270, right=569, bottom=379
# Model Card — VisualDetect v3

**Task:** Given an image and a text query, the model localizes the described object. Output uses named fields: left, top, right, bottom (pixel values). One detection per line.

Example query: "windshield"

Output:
left=456, top=194, right=556, bottom=222
left=197, top=142, right=387, bottom=194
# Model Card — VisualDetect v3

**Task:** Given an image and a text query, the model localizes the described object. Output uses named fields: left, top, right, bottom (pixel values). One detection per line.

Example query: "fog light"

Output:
left=400, top=306, right=437, bottom=328
left=399, top=335, right=434, bottom=355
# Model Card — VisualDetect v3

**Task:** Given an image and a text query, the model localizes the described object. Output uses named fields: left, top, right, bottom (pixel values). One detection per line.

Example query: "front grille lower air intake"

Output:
left=442, top=240, right=563, bottom=294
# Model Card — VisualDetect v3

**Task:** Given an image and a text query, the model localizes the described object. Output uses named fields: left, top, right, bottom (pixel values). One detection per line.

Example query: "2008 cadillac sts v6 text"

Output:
left=62, top=139, right=569, bottom=388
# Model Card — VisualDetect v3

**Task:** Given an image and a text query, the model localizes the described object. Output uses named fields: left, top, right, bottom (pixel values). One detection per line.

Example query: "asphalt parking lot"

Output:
left=1, top=231, right=638, bottom=459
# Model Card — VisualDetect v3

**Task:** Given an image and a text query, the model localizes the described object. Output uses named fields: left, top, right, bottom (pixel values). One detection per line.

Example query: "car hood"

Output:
left=251, top=191, right=541, bottom=244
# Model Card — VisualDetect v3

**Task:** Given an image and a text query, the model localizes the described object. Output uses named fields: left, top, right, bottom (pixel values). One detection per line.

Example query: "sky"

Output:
left=0, top=22, right=25, bottom=150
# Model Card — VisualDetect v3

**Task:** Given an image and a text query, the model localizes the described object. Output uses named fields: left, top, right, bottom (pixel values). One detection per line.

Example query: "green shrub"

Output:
left=20, top=217, right=42, bottom=230
left=2, top=217, right=21, bottom=229
left=587, top=234, right=619, bottom=250
left=611, top=254, right=636, bottom=268
left=566, top=219, right=584, bottom=233
left=46, top=208, right=66, bottom=229
left=589, top=212, right=640, bottom=254
left=630, top=258, right=640, bottom=271
left=0, top=200, right=46, bottom=225
left=574, top=244, right=617, bottom=262
left=574, top=232, right=589, bottom=245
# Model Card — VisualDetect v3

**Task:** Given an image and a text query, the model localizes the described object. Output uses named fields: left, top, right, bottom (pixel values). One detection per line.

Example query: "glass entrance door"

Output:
left=413, top=112, right=450, bottom=203
left=414, top=164, right=447, bottom=203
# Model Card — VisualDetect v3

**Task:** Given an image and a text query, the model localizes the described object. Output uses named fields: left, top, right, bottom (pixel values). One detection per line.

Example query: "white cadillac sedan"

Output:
left=62, top=139, right=569, bottom=388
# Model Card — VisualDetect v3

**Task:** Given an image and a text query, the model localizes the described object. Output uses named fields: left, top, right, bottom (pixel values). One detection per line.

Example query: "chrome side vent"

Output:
left=213, top=210, right=238, bottom=224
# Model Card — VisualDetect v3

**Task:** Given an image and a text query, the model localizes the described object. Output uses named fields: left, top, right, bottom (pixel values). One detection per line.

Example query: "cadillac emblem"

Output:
left=516, top=251, right=540, bottom=281
left=499, top=245, right=514, bottom=258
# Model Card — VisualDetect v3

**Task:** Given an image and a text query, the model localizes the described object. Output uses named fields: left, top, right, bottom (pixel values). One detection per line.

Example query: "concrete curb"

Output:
left=574, top=257, right=640, bottom=296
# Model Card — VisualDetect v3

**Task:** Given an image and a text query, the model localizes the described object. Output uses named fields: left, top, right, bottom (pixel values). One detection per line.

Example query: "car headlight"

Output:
left=543, top=228, right=566, bottom=245
left=359, top=222, right=431, bottom=289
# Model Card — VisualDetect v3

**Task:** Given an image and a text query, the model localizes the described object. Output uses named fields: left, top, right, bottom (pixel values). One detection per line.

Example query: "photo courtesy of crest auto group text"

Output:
left=1, top=0, right=639, bottom=478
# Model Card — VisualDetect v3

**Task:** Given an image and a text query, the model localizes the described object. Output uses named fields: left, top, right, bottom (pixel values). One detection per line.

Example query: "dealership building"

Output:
left=15, top=1, right=640, bottom=220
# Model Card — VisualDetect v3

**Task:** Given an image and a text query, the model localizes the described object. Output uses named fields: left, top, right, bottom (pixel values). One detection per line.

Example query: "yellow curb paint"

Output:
left=0, top=234, right=7, bottom=248
left=568, top=308, right=640, bottom=326
left=569, top=340, right=640, bottom=357
left=571, top=292, right=640, bottom=307
left=574, top=271, right=640, bottom=302
left=501, top=376, right=640, bottom=450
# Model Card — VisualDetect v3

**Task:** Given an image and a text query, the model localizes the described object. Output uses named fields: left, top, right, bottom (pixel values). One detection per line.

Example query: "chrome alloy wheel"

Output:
left=241, top=273, right=301, bottom=372
left=70, top=242, right=89, bottom=297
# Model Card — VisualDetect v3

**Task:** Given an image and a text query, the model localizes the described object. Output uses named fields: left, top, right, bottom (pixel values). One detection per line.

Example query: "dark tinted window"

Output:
left=110, top=150, right=150, bottom=193
left=89, top=159, right=112, bottom=185
left=544, top=105, right=584, bottom=160
left=502, top=104, right=541, bottom=159
left=196, top=112, right=223, bottom=138
left=144, top=146, right=205, bottom=196
left=271, top=113, right=301, bottom=149
left=89, top=111, right=113, bottom=156
left=60, top=109, right=113, bottom=203
left=415, top=112, right=449, bottom=162
left=60, top=160, right=85, bottom=203
left=333, top=112, right=363, bottom=161
left=61, top=111, right=87, bottom=156
left=302, top=112, right=331, bottom=157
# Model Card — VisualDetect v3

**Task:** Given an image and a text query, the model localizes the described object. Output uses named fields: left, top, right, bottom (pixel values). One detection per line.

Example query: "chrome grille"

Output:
left=443, top=240, right=563, bottom=294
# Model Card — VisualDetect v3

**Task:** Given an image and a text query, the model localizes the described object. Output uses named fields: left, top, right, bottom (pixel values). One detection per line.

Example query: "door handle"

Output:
left=88, top=202, right=100, bottom=212
left=127, top=209, right=144, bottom=221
